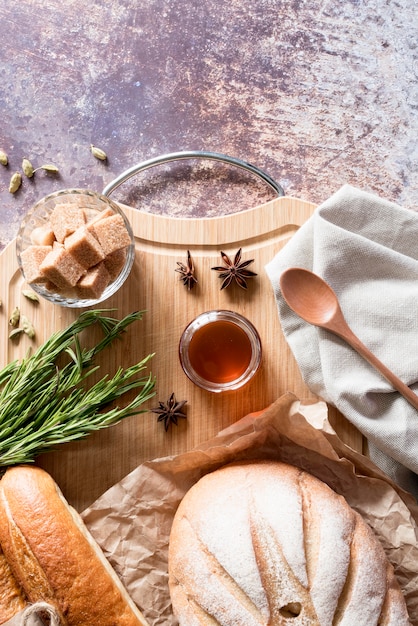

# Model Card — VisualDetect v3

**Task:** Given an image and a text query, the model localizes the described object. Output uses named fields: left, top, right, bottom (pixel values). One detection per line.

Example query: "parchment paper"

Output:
left=82, top=392, right=418, bottom=625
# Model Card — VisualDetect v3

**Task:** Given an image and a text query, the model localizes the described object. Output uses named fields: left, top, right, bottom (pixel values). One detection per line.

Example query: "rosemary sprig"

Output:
left=0, top=310, right=155, bottom=466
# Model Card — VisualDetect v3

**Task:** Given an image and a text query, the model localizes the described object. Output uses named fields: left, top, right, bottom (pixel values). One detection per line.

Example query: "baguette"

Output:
left=0, top=465, right=148, bottom=626
left=168, top=460, right=411, bottom=625
left=0, top=546, right=27, bottom=624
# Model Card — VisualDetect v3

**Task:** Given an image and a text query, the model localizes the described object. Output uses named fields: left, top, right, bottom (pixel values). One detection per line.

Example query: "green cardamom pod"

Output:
left=0, top=150, right=8, bottom=166
left=9, top=306, right=20, bottom=327
left=39, top=163, right=60, bottom=173
left=90, top=144, right=107, bottom=161
left=9, top=172, right=22, bottom=193
left=22, top=289, right=40, bottom=303
left=9, top=328, right=23, bottom=340
left=22, top=315, right=36, bottom=339
left=22, top=158, right=34, bottom=178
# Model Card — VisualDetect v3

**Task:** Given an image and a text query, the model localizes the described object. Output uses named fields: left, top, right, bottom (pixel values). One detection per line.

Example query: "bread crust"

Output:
left=168, top=460, right=411, bottom=626
left=0, top=465, right=148, bottom=626
left=0, top=546, right=27, bottom=624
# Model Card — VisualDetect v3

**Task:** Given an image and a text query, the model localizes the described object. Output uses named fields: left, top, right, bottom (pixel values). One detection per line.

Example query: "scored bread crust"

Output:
left=0, top=465, right=149, bottom=626
left=168, top=461, right=411, bottom=626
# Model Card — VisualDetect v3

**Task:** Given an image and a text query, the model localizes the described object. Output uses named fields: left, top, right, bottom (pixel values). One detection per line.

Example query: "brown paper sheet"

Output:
left=82, top=392, right=418, bottom=625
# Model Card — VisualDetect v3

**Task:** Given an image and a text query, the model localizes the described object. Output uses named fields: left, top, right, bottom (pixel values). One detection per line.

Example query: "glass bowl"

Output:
left=16, top=189, right=135, bottom=308
left=179, top=310, right=262, bottom=392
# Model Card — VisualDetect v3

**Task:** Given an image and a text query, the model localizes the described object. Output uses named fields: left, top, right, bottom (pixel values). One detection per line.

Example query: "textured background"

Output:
left=0, top=0, right=417, bottom=250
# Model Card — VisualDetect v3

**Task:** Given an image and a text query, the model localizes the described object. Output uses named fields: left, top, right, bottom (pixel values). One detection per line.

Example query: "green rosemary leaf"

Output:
left=0, top=310, right=155, bottom=466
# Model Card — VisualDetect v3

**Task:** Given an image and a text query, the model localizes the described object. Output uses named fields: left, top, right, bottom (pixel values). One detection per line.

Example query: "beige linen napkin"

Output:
left=265, top=184, right=418, bottom=498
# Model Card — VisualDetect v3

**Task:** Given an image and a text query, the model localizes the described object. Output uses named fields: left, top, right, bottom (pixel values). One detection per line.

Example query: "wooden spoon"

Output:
left=279, top=267, right=418, bottom=411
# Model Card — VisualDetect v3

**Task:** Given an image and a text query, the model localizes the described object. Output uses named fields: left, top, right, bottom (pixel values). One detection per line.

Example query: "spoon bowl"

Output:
left=279, top=267, right=418, bottom=411
left=279, top=267, right=339, bottom=326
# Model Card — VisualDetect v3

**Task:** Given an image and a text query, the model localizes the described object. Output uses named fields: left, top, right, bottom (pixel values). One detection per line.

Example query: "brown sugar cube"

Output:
left=84, top=207, right=114, bottom=225
left=39, top=246, right=86, bottom=289
left=76, top=262, right=110, bottom=299
left=50, top=203, right=86, bottom=243
left=103, top=247, right=127, bottom=281
left=20, top=245, right=52, bottom=283
left=88, top=214, right=131, bottom=255
left=44, top=279, right=60, bottom=292
left=64, top=225, right=105, bottom=269
left=46, top=281, right=78, bottom=299
left=30, top=224, right=55, bottom=246
left=64, top=194, right=88, bottom=208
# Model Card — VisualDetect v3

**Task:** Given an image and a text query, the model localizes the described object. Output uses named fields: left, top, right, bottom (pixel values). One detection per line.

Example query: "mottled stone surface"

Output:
left=0, top=0, right=417, bottom=250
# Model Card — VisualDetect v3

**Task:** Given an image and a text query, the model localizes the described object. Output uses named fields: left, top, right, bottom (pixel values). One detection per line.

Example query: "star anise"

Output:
left=211, top=248, right=257, bottom=290
left=151, top=393, right=187, bottom=431
left=175, top=250, right=197, bottom=290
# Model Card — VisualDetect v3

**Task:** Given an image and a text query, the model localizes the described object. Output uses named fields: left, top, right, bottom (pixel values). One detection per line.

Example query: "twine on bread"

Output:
left=21, top=602, right=62, bottom=626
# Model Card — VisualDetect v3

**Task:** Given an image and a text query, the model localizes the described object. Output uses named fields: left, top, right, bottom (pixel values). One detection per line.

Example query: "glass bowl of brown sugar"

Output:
left=16, top=188, right=135, bottom=308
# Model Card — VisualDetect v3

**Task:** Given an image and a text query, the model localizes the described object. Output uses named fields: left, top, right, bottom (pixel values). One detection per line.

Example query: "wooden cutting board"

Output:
left=0, top=195, right=364, bottom=511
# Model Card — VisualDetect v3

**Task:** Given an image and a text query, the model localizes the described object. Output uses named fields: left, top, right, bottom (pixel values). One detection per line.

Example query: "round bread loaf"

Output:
left=168, top=461, right=410, bottom=625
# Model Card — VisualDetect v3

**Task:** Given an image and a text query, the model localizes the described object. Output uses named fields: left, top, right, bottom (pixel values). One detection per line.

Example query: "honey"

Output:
left=188, top=320, right=252, bottom=384
left=179, top=310, right=262, bottom=392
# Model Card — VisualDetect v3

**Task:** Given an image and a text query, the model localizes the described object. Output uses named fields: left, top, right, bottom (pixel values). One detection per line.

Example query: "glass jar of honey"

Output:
left=179, top=310, right=262, bottom=392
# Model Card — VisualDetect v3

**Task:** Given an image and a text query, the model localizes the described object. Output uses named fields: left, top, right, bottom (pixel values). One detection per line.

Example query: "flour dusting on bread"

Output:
left=168, top=461, right=411, bottom=625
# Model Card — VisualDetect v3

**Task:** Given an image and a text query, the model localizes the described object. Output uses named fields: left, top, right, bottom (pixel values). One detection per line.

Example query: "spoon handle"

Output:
left=329, top=318, right=418, bottom=411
